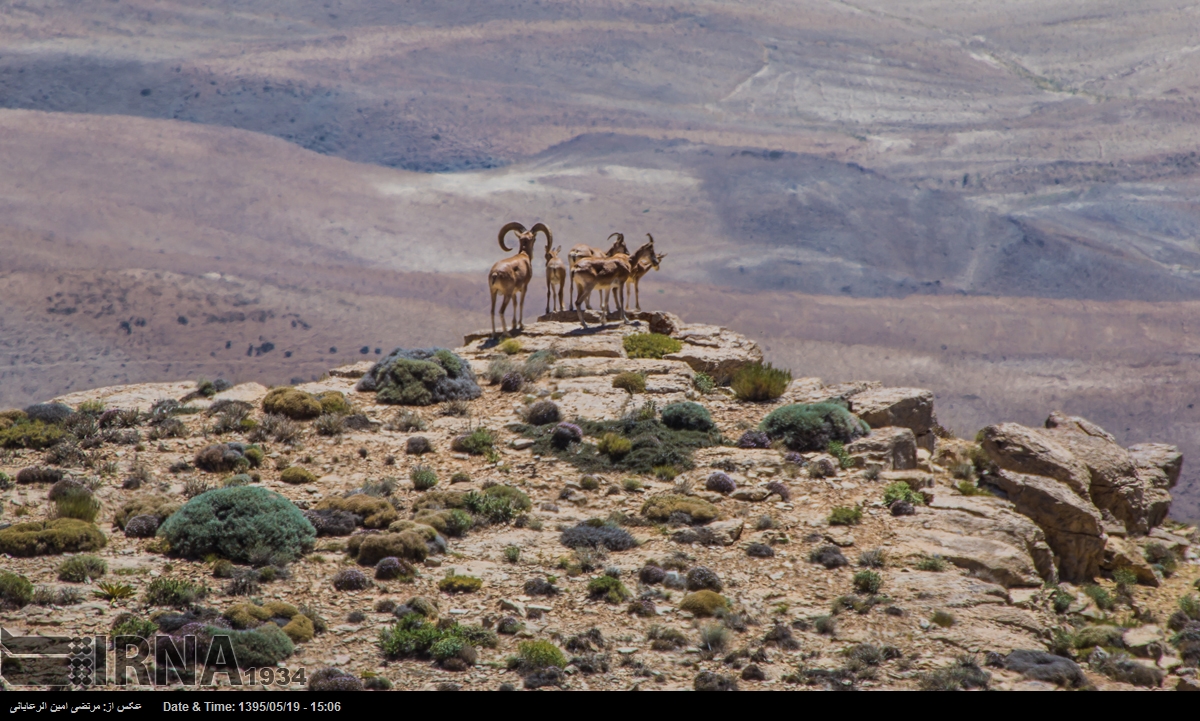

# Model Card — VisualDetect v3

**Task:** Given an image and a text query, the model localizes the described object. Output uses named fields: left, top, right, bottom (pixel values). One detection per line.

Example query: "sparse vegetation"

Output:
left=853, top=570, right=883, bottom=594
left=438, top=572, right=483, bottom=594
left=828, top=505, right=862, bottom=526
left=612, top=372, right=647, bottom=393
left=760, top=403, right=869, bottom=452
left=58, top=555, right=107, bottom=583
left=731, top=362, right=792, bottom=402
left=623, top=333, right=682, bottom=359
left=916, top=555, right=949, bottom=572
left=144, top=577, right=208, bottom=607
left=410, top=465, right=438, bottom=491
left=882, top=482, right=924, bottom=507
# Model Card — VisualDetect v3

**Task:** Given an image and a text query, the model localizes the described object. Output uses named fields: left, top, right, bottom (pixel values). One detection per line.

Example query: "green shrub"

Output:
left=316, top=391, right=352, bottom=415
left=144, top=577, right=208, bottom=608
left=1113, top=567, right=1138, bottom=590
left=414, top=509, right=473, bottom=537
left=517, top=640, right=567, bottom=669
left=955, top=480, right=993, bottom=497
left=348, top=531, right=429, bottom=565
left=0, top=519, right=107, bottom=556
left=463, top=485, right=530, bottom=525
left=262, top=387, right=323, bottom=420
left=114, top=495, right=181, bottom=530
left=882, top=482, right=925, bottom=507
left=453, top=427, right=495, bottom=456
left=362, top=348, right=480, bottom=406
left=918, top=655, right=989, bottom=691
left=679, top=590, right=729, bottom=617
left=759, top=403, right=869, bottom=452
left=94, top=581, right=135, bottom=602
left=410, top=465, right=438, bottom=491
left=1051, top=586, right=1075, bottom=614
left=827, top=441, right=854, bottom=469
left=280, top=467, right=317, bottom=485
left=1075, top=625, right=1124, bottom=649
left=930, top=610, right=956, bottom=628
left=660, top=402, right=714, bottom=432
left=1083, top=585, right=1114, bottom=611
left=641, top=494, right=719, bottom=523
left=157, top=487, right=315, bottom=564
left=55, top=489, right=100, bottom=523
left=111, top=614, right=157, bottom=649
left=587, top=576, right=631, bottom=603
left=0, top=420, right=65, bottom=449
left=438, top=573, right=482, bottom=594
left=210, top=623, right=295, bottom=668
left=499, top=338, right=522, bottom=355
left=624, top=333, right=682, bottom=359
left=597, top=432, right=632, bottom=459
left=731, top=362, right=792, bottom=402
left=58, top=555, right=107, bottom=583
left=316, top=494, right=398, bottom=529
left=916, top=555, right=949, bottom=572
left=828, top=506, right=862, bottom=526
left=504, top=546, right=521, bottom=563
left=693, top=373, right=715, bottom=395
left=853, top=570, right=882, bottom=594
left=612, top=372, right=647, bottom=393
left=0, top=571, right=34, bottom=609
left=378, top=614, right=495, bottom=660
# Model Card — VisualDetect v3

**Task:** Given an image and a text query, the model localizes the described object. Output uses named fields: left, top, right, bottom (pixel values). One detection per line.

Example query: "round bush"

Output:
left=261, top=387, right=322, bottom=420
left=746, top=543, right=775, bottom=558
left=686, top=566, right=723, bottom=592
left=303, top=509, right=357, bottom=537
left=411, top=465, right=438, bottom=491
left=375, top=557, right=415, bottom=581
left=500, top=372, right=524, bottom=393
left=0, top=519, right=107, bottom=557
left=406, top=436, right=433, bottom=455
left=551, top=423, right=583, bottom=449
left=730, top=362, right=792, bottom=402
left=157, top=487, right=315, bottom=564
left=705, top=472, right=736, bottom=494
left=332, top=568, right=370, bottom=592
left=736, top=430, right=771, bottom=449
left=0, top=571, right=34, bottom=609
left=17, top=466, right=64, bottom=485
left=660, top=402, right=714, bottom=432
left=759, top=403, right=868, bottom=452
left=194, top=443, right=251, bottom=473
left=24, top=403, right=73, bottom=424
left=308, top=667, right=364, bottom=692
left=58, top=555, right=107, bottom=583
left=639, top=565, right=666, bottom=584
left=357, top=348, right=480, bottom=406
left=280, top=467, right=317, bottom=485
left=679, top=590, right=729, bottom=617
left=559, top=524, right=637, bottom=551
left=525, top=400, right=561, bottom=426
left=124, top=515, right=160, bottom=538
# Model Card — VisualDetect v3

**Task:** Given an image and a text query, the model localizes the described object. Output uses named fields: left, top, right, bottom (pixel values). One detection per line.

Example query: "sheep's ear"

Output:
left=555, top=246, right=562, bottom=253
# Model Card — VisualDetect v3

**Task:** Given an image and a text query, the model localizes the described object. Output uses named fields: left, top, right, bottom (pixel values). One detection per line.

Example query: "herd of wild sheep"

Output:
left=487, top=222, right=666, bottom=335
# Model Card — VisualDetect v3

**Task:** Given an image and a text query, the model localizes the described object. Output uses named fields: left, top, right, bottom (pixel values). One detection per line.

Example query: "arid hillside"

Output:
left=4, top=0, right=1200, bottom=523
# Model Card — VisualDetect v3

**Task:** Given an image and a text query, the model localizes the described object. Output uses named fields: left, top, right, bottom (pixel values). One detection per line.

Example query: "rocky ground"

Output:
left=1, top=311, right=1197, bottom=691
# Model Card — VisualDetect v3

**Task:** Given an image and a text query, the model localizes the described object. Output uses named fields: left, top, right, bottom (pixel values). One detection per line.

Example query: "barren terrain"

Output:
left=4, top=1, right=1200, bottom=520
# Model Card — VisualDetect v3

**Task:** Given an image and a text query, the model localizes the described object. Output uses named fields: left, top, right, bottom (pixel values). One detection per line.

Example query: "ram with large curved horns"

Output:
left=488, top=221, right=551, bottom=336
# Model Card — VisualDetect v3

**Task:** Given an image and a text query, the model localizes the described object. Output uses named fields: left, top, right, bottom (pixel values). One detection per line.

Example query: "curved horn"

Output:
left=646, top=233, right=654, bottom=244
left=497, top=221, right=527, bottom=252
left=530, top=222, right=553, bottom=249
left=607, top=232, right=624, bottom=243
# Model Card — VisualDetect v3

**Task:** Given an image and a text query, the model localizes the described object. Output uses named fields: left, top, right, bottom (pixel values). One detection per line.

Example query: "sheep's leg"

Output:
left=490, top=288, right=498, bottom=336
left=517, top=286, right=526, bottom=329
left=545, top=277, right=551, bottom=316
left=557, top=278, right=565, bottom=312
left=498, top=293, right=510, bottom=335
left=633, top=277, right=641, bottom=312
left=618, top=281, right=628, bottom=323
left=576, top=280, right=592, bottom=327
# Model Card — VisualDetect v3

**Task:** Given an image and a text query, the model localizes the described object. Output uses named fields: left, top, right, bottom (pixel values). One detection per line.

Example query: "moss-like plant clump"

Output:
left=438, top=573, right=483, bottom=594
left=517, top=640, right=567, bottom=669
left=760, top=403, right=869, bottom=452
left=348, top=531, right=430, bottom=565
left=624, top=333, right=682, bottom=359
left=517, top=412, right=719, bottom=477
left=316, top=391, right=352, bottom=415
left=378, top=613, right=496, bottom=660
left=262, top=387, right=323, bottom=420
left=358, top=348, right=480, bottom=406
left=679, top=590, right=729, bottom=617
left=0, top=571, right=34, bottom=609
left=204, top=624, right=296, bottom=669
left=0, top=420, right=65, bottom=449
left=641, top=494, right=719, bottom=524
left=731, top=362, right=792, bottom=402
left=280, top=467, right=317, bottom=485
left=587, top=575, right=631, bottom=603
left=612, top=372, right=647, bottom=393
left=144, top=577, right=208, bottom=608
left=315, top=494, right=398, bottom=529
left=158, top=487, right=315, bottom=564
left=828, top=506, right=863, bottom=526
left=660, top=402, right=714, bottom=432
left=451, top=428, right=495, bottom=456
left=882, top=482, right=925, bottom=507
left=597, top=432, right=632, bottom=459
left=0, top=519, right=107, bottom=557
left=58, top=555, right=108, bottom=583
left=410, top=465, right=438, bottom=491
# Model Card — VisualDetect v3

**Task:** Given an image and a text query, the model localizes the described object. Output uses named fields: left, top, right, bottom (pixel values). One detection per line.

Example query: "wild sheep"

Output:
left=544, top=244, right=567, bottom=314
left=572, top=240, right=659, bottom=328
left=489, top=221, right=551, bottom=336
left=625, top=233, right=667, bottom=312
left=568, top=232, right=629, bottom=311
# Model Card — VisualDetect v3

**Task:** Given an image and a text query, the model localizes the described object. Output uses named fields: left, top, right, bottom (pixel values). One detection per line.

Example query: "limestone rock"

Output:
left=328, top=361, right=376, bottom=379
left=979, top=423, right=1092, bottom=499
left=663, top=326, right=762, bottom=382
left=897, top=494, right=1054, bottom=587
left=730, top=486, right=771, bottom=502
left=671, top=518, right=743, bottom=546
left=1128, top=443, right=1183, bottom=489
left=1042, top=414, right=1150, bottom=534
left=846, top=427, right=917, bottom=471
left=1123, top=626, right=1166, bottom=660
left=1101, top=536, right=1160, bottom=587
left=989, top=470, right=1106, bottom=582
left=847, top=387, right=936, bottom=439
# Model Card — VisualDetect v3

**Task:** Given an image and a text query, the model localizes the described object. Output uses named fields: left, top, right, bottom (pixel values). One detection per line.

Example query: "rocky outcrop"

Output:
left=988, top=470, right=1107, bottom=581
left=979, top=413, right=1183, bottom=580
left=846, top=427, right=917, bottom=471
left=895, top=494, right=1055, bottom=587
left=847, top=387, right=937, bottom=451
